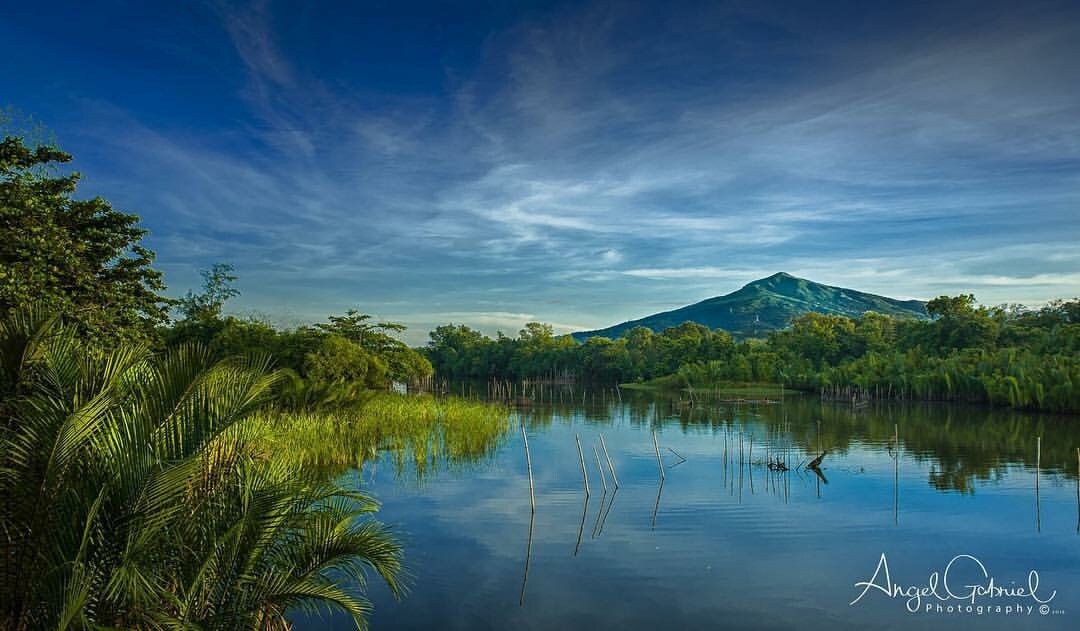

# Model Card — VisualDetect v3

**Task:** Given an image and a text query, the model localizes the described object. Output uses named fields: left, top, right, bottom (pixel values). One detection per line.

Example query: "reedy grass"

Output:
left=258, top=394, right=511, bottom=481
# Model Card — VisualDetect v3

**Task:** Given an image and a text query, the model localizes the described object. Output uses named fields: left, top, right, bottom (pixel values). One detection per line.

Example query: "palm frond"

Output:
left=1, top=306, right=404, bottom=630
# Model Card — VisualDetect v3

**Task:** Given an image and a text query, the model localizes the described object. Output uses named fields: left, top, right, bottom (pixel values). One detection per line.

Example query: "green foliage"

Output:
left=177, top=262, right=240, bottom=321
left=316, top=309, right=405, bottom=344
left=315, top=310, right=432, bottom=383
left=425, top=320, right=748, bottom=384
left=306, top=334, right=387, bottom=387
left=769, top=312, right=858, bottom=368
left=0, top=307, right=404, bottom=630
left=0, top=136, right=171, bottom=342
left=274, top=371, right=376, bottom=411
left=164, top=269, right=432, bottom=394
left=261, top=393, right=511, bottom=480
left=425, top=296, right=1080, bottom=412
left=922, top=293, right=1002, bottom=351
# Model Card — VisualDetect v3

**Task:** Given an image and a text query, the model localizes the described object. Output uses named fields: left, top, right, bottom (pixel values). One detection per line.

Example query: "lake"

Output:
left=293, top=393, right=1080, bottom=630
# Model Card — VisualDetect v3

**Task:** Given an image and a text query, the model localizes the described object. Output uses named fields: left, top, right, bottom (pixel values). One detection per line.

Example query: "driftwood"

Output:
left=767, top=457, right=788, bottom=472
left=806, top=450, right=828, bottom=470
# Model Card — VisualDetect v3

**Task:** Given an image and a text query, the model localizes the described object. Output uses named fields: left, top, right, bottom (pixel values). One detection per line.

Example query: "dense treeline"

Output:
left=427, top=320, right=739, bottom=383
left=161, top=263, right=434, bottom=395
left=425, top=295, right=1080, bottom=412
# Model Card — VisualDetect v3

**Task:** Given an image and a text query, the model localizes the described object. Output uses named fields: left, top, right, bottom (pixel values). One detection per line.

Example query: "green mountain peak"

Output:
left=573, top=273, right=927, bottom=341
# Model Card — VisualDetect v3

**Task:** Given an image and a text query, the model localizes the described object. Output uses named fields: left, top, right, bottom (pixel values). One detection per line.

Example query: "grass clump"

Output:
left=260, top=394, right=511, bottom=480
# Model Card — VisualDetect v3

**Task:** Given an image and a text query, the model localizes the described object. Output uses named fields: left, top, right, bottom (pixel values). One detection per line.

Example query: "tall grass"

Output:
left=259, top=394, right=511, bottom=481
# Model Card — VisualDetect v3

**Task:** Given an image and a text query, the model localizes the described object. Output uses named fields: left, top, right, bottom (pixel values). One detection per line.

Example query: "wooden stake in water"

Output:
left=1035, top=436, right=1041, bottom=532
left=521, top=423, right=535, bottom=513
left=599, top=433, right=619, bottom=488
left=574, top=494, right=589, bottom=557
left=576, top=433, right=590, bottom=496
left=652, top=430, right=665, bottom=481
left=593, top=445, right=608, bottom=492
left=519, top=509, right=534, bottom=606
left=893, top=423, right=900, bottom=526
left=651, top=479, right=664, bottom=530
left=596, top=486, right=617, bottom=537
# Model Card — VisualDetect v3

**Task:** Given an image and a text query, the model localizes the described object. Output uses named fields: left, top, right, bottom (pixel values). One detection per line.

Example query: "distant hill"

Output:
left=572, top=272, right=928, bottom=341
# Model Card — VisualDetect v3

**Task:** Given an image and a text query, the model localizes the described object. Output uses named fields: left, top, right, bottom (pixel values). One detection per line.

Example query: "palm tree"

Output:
left=0, top=306, right=404, bottom=630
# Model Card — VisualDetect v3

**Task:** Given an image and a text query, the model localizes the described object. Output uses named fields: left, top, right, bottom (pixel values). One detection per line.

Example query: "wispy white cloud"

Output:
left=622, top=267, right=760, bottom=280
left=600, top=249, right=622, bottom=264
left=36, top=0, right=1080, bottom=337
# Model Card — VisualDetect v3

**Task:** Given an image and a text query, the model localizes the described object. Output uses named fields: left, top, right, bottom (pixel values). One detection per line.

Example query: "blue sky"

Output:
left=3, top=0, right=1079, bottom=343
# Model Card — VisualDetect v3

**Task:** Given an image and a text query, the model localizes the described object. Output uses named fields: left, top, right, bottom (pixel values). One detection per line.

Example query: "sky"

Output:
left=3, top=0, right=1079, bottom=344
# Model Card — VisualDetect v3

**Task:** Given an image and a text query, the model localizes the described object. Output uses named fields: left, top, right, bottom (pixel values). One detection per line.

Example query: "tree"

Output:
left=317, top=310, right=431, bottom=382
left=316, top=309, right=405, bottom=348
left=926, top=294, right=977, bottom=319
left=855, top=311, right=897, bottom=355
left=177, top=262, right=240, bottom=321
left=0, top=136, right=171, bottom=342
left=426, top=324, right=488, bottom=379
left=777, top=312, right=857, bottom=368
left=305, top=334, right=386, bottom=387
left=925, top=294, right=1000, bottom=351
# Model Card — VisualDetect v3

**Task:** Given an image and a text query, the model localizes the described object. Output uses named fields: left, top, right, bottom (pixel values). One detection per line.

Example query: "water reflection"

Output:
left=508, top=393, right=1080, bottom=494
left=650, top=480, right=663, bottom=530
left=573, top=494, right=588, bottom=556
left=294, top=393, right=1080, bottom=630
left=595, top=487, right=616, bottom=537
left=519, top=510, right=533, bottom=607
left=553, top=390, right=1065, bottom=523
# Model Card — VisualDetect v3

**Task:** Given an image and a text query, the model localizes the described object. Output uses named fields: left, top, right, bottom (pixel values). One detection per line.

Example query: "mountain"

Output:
left=572, top=272, right=928, bottom=341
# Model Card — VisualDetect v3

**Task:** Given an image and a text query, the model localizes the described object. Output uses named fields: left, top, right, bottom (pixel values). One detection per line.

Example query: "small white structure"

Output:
left=391, top=381, right=407, bottom=395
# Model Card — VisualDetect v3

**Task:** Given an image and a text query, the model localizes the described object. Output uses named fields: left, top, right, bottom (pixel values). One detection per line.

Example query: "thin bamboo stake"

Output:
left=599, top=433, right=619, bottom=488
left=894, top=423, right=900, bottom=525
left=652, top=430, right=665, bottom=481
left=749, top=448, right=755, bottom=495
left=591, top=488, right=607, bottom=539
left=597, top=486, right=617, bottom=537
left=593, top=445, right=608, bottom=492
left=519, top=510, right=534, bottom=606
left=738, top=431, right=744, bottom=504
left=723, top=428, right=728, bottom=487
left=521, top=423, right=535, bottom=513
left=651, top=480, right=664, bottom=530
left=1035, top=436, right=1041, bottom=532
left=667, top=447, right=686, bottom=464
left=576, top=433, right=590, bottom=496
left=574, top=494, right=589, bottom=556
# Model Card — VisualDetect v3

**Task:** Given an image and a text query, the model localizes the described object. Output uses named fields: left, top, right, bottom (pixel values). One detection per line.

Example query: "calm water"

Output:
left=296, top=395, right=1080, bottom=630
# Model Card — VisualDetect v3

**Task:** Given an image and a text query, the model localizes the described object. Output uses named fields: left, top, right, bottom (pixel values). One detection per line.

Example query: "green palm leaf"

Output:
left=1, top=307, right=404, bottom=630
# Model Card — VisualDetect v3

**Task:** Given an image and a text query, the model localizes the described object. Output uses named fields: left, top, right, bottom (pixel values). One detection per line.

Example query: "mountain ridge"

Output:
left=572, top=272, right=928, bottom=341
